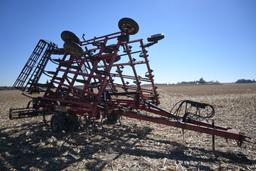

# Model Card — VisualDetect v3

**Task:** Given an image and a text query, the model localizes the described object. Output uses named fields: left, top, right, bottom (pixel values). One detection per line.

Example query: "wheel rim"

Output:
left=118, top=18, right=139, bottom=35
left=61, top=30, right=81, bottom=45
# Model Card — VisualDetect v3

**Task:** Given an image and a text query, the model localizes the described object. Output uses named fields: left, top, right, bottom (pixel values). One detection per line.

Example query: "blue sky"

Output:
left=0, top=0, right=255, bottom=85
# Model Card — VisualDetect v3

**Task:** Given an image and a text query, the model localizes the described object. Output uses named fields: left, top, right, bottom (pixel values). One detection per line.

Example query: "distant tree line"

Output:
left=235, top=79, right=256, bottom=84
left=0, top=86, right=16, bottom=90
left=178, top=78, right=220, bottom=85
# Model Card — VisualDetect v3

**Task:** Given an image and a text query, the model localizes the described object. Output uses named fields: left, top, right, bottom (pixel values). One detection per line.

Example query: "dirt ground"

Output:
left=0, top=83, right=256, bottom=171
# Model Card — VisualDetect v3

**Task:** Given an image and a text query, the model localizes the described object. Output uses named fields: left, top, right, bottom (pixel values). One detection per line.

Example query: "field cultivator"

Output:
left=10, top=18, right=250, bottom=149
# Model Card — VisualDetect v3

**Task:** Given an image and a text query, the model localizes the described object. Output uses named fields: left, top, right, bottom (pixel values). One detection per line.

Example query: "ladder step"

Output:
left=76, top=79, right=86, bottom=83
left=45, top=71, right=56, bottom=75
left=55, top=77, right=63, bottom=81
left=33, top=52, right=41, bottom=56
left=69, top=65, right=79, bottom=69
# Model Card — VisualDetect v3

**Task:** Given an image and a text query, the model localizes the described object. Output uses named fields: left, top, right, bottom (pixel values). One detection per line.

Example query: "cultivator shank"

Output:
left=10, top=18, right=249, bottom=147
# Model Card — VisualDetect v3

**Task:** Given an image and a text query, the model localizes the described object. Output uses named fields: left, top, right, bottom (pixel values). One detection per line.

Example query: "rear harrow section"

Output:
left=8, top=98, right=53, bottom=122
left=9, top=107, right=46, bottom=120
left=13, top=40, right=57, bottom=92
left=9, top=18, right=249, bottom=149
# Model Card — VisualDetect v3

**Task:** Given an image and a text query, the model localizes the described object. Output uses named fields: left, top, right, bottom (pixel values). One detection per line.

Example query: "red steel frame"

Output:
left=41, top=31, right=159, bottom=117
left=12, top=29, right=249, bottom=146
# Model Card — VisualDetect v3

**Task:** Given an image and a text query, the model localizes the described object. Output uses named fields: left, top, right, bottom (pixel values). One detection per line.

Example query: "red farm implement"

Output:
left=9, top=18, right=249, bottom=149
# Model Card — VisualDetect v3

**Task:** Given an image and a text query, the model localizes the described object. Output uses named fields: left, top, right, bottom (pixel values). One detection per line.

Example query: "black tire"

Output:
left=51, top=113, right=80, bottom=133
left=118, top=18, right=139, bottom=35
left=66, top=114, right=80, bottom=131
left=107, top=111, right=119, bottom=124
left=51, top=113, right=67, bottom=133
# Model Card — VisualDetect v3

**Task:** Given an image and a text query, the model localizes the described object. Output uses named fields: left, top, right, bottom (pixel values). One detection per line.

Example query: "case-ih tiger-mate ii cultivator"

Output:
left=10, top=18, right=250, bottom=149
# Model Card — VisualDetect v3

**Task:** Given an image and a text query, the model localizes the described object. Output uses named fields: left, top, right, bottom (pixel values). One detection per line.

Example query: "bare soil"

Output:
left=0, top=83, right=256, bottom=171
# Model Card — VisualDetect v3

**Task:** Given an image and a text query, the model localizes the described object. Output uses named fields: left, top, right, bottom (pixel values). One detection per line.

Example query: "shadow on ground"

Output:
left=0, top=121, right=255, bottom=170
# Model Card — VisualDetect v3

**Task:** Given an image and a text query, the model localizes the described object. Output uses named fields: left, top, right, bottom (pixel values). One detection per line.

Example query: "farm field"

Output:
left=0, top=83, right=256, bottom=170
